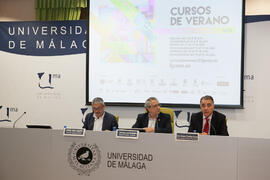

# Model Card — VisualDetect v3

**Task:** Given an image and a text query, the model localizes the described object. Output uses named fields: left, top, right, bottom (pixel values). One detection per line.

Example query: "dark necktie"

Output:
left=203, top=118, right=209, bottom=134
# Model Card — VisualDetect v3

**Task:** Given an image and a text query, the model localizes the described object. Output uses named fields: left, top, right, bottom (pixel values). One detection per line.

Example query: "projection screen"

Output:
left=87, top=0, right=245, bottom=108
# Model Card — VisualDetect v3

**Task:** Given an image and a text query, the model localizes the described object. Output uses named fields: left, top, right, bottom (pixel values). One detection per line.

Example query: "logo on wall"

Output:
left=36, top=72, right=62, bottom=99
left=174, top=110, right=191, bottom=129
left=68, top=142, right=101, bottom=176
left=0, top=105, right=18, bottom=122
left=244, top=74, right=255, bottom=104
left=37, top=72, right=61, bottom=89
left=81, top=108, right=88, bottom=124
left=244, top=74, right=255, bottom=81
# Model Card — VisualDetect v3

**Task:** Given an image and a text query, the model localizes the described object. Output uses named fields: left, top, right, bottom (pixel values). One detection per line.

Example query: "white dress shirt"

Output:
left=148, top=116, right=157, bottom=129
left=93, top=113, right=104, bottom=131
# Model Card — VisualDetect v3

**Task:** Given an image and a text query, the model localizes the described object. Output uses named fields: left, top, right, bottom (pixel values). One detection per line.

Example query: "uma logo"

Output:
left=68, top=142, right=101, bottom=176
left=37, top=72, right=61, bottom=89
left=174, top=110, right=191, bottom=129
left=80, top=108, right=88, bottom=124
left=244, top=74, right=255, bottom=80
left=0, top=106, right=18, bottom=122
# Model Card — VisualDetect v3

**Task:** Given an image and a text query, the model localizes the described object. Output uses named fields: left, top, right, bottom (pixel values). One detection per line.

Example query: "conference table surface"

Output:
left=0, top=128, right=269, bottom=180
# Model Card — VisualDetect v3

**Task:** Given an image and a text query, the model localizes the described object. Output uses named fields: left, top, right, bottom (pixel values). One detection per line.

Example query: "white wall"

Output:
left=246, top=0, right=270, bottom=15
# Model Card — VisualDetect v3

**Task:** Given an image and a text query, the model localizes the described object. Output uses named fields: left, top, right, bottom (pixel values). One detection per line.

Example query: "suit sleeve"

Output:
left=111, top=116, right=118, bottom=130
left=103, top=113, right=118, bottom=131
left=218, top=116, right=229, bottom=136
left=132, top=114, right=142, bottom=128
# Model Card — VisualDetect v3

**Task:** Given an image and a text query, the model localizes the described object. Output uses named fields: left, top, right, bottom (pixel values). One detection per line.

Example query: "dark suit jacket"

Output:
left=188, top=111, right=229, bottom=136
left=132, top=112, right=172, bottom=133
left=83, top=111, right=118, bottom=131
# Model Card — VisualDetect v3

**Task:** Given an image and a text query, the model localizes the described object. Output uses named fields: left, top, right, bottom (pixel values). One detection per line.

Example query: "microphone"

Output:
left=13, top=112, right=26, bottom=128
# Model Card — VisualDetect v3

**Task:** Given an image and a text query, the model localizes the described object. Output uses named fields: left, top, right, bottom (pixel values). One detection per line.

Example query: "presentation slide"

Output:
left=87, top=0, right=244, bottom=107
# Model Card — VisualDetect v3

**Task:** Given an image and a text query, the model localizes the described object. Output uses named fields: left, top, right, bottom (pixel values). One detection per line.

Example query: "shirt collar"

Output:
left=93, top=112, right=105, bottom=120
left=203, top=113, right=213, bottom=120
left=148, top=113, right=158, bottom=120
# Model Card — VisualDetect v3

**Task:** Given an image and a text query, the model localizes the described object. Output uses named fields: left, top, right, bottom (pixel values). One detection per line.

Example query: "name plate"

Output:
left=175, top=133, right=199, bottom=141
left=63, top=128, right=85, bottom=137
left=116, top=129, right=139, bottom=139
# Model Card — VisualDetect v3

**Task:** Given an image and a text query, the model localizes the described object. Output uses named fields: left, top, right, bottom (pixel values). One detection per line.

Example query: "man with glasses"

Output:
left=188, top=95, right=229, bottom=136
left=132, top=97, right=172, bottom=133
left=83, top=97, right=118, bottom=131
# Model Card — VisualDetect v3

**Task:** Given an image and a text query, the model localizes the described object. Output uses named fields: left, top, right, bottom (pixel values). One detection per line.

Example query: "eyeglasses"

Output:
left=92, top=106, right=104, bottom=111
left=150, top=103, right=160, bottom=108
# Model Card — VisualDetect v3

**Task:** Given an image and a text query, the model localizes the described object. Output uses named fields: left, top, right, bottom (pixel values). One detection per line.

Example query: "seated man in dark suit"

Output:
left=188, top=95, right=229, bottom=136
left=83, top=97, right=118, bottom=131
left=132, top=97, right=172, bottom=133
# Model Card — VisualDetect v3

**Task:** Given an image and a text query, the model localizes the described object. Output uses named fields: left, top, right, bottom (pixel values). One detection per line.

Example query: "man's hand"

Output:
left=200, top=132, right=208, bottom=135
left=143, top=127, right=155, bottom=133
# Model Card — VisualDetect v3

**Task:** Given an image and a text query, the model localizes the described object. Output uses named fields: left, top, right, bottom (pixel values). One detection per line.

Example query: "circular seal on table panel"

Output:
left=68, top=142, right=101, bottom=176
